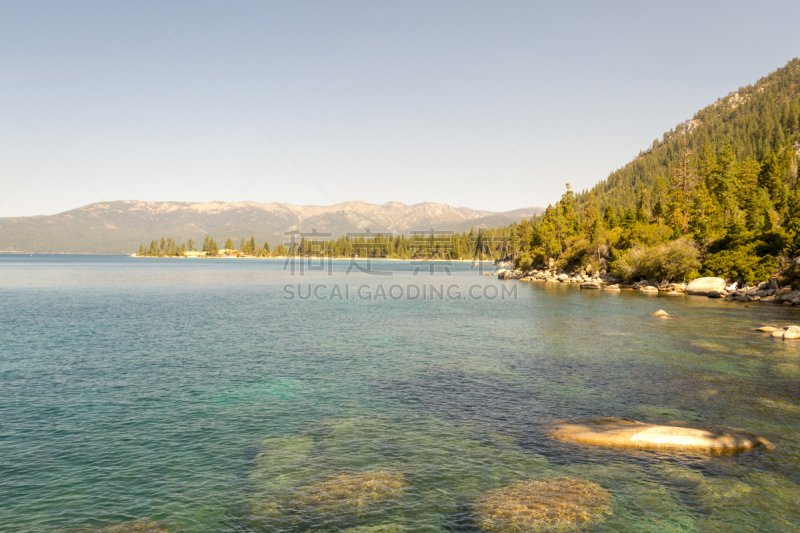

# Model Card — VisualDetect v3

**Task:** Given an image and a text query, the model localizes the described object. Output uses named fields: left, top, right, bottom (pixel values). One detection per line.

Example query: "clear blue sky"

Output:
left=1, top=0, right=798, bottom=217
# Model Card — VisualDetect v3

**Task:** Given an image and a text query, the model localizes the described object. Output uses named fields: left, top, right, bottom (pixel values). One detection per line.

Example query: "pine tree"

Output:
left=652, top=200, right=664, bottom=224
left=635, top=190, right=649, bottom=223
left=715, top=142, right=740, bottom=220
left=603, top=205, right=617, bottom=229
left=689, top=180, right=717, bottom=244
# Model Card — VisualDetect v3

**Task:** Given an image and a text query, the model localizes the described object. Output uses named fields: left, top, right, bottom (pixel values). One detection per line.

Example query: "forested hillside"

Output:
left=508, top=58, right=800, bottom=284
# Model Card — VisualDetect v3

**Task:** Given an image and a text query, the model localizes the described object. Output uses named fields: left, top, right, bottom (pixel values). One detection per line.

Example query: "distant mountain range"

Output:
left=0, top=200, right=543, bottom=254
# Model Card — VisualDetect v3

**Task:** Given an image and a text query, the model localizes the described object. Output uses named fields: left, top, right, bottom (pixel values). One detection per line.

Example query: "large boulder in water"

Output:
left=686, top=277, right=726, bottom=295
left=549, top=418, right=771, bottom=453
left=781, top=326, right=800, bottom=340
left=580, top=282, right=601, bottom=290
left=472, top=477, right=611, bottom=532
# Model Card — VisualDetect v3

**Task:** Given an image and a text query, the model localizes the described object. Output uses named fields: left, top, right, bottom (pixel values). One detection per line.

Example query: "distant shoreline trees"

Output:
left=134, top=230, right=519, bottom=260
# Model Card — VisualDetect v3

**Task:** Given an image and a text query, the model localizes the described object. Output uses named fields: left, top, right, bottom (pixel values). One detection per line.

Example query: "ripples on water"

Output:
left=1, top=256, right=799, bottom=532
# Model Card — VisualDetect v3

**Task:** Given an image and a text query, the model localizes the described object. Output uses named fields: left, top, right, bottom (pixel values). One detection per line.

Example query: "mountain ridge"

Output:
left=0, top=200, right=544, bottom=254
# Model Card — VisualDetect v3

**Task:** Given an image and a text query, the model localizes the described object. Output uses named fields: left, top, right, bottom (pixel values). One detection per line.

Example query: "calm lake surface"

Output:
left=1, top=255, right=799, bottom=532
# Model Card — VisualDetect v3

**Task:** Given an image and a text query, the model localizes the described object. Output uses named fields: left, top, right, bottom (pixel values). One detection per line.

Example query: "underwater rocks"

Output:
left=472, top=477, right=611, bottom=532
left=91, top=521, right=179, bottom=533
left=651, top=310, right=671, bottom=318
left=296, top=470, right=406, bottom=512
left=549, top=418, right=772, bottom=453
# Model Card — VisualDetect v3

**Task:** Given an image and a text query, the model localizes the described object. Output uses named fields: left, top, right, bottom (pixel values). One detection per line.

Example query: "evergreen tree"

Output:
left=635, top=190, right=649, bottom=223
left=603, top=205, right=617, bottom=229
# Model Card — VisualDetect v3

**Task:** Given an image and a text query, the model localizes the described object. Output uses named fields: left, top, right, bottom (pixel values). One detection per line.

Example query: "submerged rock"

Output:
left=651, top=310, right=670, bottom=318
left=297, top=470, right=406, bottom=512
left=92, top=521, right=178, bottom=533
left=604, top=285, right=620, bottom=292
left=686, top=277, right=726, bottom=295
left=472, top=477, right=611, bottom=532
left=666, top=291, right=683, bottom=296
left=247, top=415, right=551, bottom=530
left=549, top=418, right=772, bottom=453
left=580, top=282, right=601, bottom=289
left=639, top=286, right=658, bottom=294
left=756, top=325, right=779, bottom=332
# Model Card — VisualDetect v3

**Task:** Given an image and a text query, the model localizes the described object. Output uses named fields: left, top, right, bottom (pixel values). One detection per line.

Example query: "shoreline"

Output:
left=498, top=267, right=800, bottom=308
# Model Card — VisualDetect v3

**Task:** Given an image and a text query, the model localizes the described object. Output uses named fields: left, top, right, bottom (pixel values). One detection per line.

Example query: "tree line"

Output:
left=136, top=229, right=519, bottom=260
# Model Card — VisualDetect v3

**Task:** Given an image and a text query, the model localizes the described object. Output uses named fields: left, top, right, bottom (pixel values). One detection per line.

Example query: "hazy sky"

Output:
left=1, top=1, right=798, bottom=217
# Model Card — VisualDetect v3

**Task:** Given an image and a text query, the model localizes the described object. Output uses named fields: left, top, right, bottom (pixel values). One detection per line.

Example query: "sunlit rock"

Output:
left=782, top=326, right=800, bottom=339
left=686, top=277, right=726, bottom=295
left=651, top=309, right=670, bottom=318
left=472, top=477, right=611, bottom=532
left=549, top=418, right=772, bottom=453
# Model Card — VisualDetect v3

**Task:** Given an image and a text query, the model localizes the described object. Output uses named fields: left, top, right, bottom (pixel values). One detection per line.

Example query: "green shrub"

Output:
left=617, top=222, right=674, bottom=249
left=611, top=238, right=700, bottom=281
left=702, top=244, right=779, bottom=283
left=516, top=254, right=533, bottom=271
left=555, top=237, right=596, bottom=271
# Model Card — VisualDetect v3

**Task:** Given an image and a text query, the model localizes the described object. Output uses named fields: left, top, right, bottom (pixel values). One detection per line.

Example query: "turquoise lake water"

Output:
left=1, top=255, right=800, bottom=532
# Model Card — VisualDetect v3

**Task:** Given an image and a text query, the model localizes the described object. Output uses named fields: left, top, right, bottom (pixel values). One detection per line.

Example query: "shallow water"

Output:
left=1, top=255, right=799, bottom=532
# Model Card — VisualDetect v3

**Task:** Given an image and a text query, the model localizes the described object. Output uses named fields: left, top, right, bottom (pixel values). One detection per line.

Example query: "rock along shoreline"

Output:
left=494, top=267, right=800, bottom=308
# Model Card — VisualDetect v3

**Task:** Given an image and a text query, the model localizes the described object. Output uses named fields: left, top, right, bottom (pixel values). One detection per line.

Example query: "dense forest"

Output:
left=505, top=58, right=800, bottom=284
